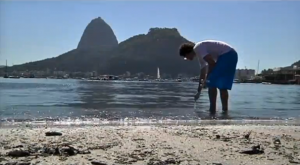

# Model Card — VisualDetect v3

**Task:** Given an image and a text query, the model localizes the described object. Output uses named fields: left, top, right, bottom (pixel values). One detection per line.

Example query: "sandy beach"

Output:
left=0, top=125, right=300, bottom=165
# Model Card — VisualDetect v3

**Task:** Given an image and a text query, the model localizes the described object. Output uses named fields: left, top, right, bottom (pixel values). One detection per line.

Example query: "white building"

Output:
left=235, top=69, right=255, bottom=80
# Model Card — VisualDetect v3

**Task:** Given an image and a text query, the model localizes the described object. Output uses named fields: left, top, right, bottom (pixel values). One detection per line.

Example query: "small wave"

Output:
left=1, top=117, right=299, bottom=128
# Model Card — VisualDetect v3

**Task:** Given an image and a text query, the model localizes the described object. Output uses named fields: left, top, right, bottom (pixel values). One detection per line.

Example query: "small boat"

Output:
left=262, top=82, right=271, bottom=85
left=155, top=79, right=164, bottom=82
left=190, top=77, right=199, bottom=82
left=9, top=76, right=20, bottom=79
left=176, top=78, right=182, bottom=82
left=138, top=79, right=149, bottom=81
left=29, top=74, right=35, bottom=78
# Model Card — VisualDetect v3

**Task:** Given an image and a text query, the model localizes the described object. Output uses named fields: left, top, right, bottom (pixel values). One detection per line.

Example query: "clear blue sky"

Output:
left=0, top=1, right=299, bottom=71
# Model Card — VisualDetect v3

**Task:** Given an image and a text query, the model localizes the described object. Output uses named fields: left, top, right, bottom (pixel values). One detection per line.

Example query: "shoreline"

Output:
left=1, top=118, right=300, bottom=128
left=0, top=125, right=299, bottom=165
left=1, top=77, right=300, bottom=85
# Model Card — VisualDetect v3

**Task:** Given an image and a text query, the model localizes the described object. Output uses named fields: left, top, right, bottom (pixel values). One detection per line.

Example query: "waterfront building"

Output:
left=235, top=69, right=256, bottom=80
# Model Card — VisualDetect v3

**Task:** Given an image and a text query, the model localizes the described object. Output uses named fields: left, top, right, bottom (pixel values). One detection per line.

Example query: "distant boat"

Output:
left=29, top=73, right=35, bottom=78
left=3, top=60, right=20, bottom=79
left=8, top=76, right=20, bottom=79
left=233, top=79, right=240, bottom=83
left=262, top=82, right=271, bottom=85
left=155, top=67, right=163, bottom=82
left=190, top=77, right=199, bottom=82
left=157, top=67, right=161, bottom=79
left=176, top=78, right=182, bottom=82
left=138, top=79, right=149, bottom=81
left=3, top=60, right=8, bottom=78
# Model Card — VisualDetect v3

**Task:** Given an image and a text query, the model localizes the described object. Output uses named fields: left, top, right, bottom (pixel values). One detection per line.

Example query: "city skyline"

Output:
left=0, top=1, right=299, bottom=71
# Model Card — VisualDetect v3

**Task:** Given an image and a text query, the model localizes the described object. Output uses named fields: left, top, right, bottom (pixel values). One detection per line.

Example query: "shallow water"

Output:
left=0, top=78, right=299, bottom=125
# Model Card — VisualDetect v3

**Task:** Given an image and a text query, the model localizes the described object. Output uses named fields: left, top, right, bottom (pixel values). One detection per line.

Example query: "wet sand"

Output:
left=0, top=125, right=300, bottom=165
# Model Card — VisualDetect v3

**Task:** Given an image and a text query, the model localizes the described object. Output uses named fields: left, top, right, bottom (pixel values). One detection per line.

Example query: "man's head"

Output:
left=179, top=43, right=196, bottom=61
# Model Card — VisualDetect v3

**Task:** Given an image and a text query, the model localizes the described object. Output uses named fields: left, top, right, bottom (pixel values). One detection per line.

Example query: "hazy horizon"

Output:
left=0, top=1, right=299, bottom=71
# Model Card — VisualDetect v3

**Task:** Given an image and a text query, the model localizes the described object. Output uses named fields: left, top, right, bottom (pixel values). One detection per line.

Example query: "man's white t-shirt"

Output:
left=194, top=40, right=233, bottom=69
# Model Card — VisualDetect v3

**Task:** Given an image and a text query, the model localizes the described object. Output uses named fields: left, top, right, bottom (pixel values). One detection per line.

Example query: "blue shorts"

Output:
left=206, top=49, right=238, bottom=90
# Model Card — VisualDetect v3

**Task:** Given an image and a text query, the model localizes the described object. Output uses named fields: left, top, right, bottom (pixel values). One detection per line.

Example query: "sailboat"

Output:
left=156, top=67, right=162, bottom=81
left=3, top=60, right=20, bottom=79
left=3, top=60, right=8, bottom=78
left=256, top=60, right=268, bottom=84
left=256, top=60, right=260, bottom=75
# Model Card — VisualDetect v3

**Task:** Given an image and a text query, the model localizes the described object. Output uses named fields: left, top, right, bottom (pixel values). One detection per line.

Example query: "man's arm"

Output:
left=203, top=54, right=216, bottom=74
left=198, top=66, right=207, bottom=92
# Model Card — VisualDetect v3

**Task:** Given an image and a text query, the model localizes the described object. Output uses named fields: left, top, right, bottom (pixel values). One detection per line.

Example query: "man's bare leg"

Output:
left=219, top=89, right=229, bottom=111
left=208, top=87, right=217, bottom=112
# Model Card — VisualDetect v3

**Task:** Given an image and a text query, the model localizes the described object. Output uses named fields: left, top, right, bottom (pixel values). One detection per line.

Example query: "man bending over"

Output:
left=179, top=40, right=238, bottom=112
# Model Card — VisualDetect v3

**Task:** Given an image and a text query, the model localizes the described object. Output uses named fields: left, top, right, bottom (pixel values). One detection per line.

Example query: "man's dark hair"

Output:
left=179, top=43, right=195, bottom=57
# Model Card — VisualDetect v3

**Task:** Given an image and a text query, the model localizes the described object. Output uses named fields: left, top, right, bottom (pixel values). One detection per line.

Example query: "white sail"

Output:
left=157, top=67, right=161, bottom=79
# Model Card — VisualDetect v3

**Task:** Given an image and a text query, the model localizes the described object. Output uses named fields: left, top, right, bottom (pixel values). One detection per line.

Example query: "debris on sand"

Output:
left=7, top=150, right=30, bottom=157
left=41, top=145, right=91, bottom=156
left=91, top=161, right=108, bottom=165
left=45, top=131, right=62, bottom=136
left=244, top=131, right=252, bottom=140
left=273, top=137, right=281, bottom=146
left=240, top=144, right=264, bottom=155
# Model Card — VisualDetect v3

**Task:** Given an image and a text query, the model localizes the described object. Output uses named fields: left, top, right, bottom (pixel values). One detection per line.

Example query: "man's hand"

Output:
left=197, top=83, right=203, bottom=93
left=195, top=84, right=203, bottom=101
left=202, top=81, right=207, bottom=89
left=198, top=66, right=207, bottom=91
